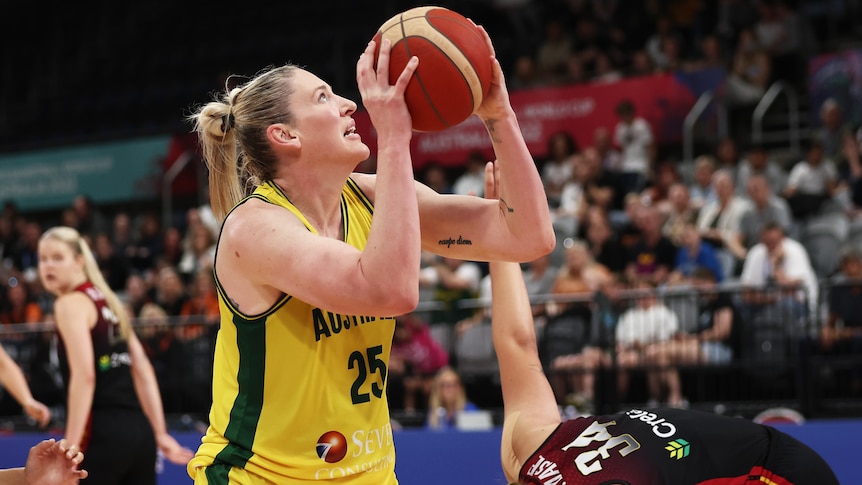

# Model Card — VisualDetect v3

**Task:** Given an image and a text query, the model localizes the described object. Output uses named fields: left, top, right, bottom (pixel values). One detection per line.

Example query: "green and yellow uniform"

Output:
left=189, top=179, right=398, bottom=484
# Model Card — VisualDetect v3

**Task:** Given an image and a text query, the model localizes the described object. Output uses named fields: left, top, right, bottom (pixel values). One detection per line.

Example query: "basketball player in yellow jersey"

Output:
left=188, top=27, right=554, bottom=484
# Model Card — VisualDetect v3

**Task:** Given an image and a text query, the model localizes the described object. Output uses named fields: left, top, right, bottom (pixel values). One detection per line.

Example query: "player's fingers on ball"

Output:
left=477, top=25, right=496, bottom=58
left=393, top=57, right=419, bottom=92
left=376, top=38, right=392, bottom=82
left=72, top=451, right=84, bottom=465
left=356, top=42, right=374, bottom=83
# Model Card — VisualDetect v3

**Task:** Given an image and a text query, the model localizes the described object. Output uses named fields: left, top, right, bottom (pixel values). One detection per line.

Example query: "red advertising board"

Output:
left=352, top=72, right=702, bottom=169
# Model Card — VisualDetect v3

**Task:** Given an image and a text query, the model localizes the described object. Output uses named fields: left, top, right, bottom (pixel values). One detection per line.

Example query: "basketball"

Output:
left=372, top=6, right=493, bottom=132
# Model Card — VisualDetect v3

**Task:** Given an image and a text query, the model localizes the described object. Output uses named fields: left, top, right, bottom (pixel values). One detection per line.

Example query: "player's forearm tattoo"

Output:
left=484, top=118, right=502, bottom=143
left=499, top=198, right=514, bottom=213
left=438, top=235, right=473, bottom=248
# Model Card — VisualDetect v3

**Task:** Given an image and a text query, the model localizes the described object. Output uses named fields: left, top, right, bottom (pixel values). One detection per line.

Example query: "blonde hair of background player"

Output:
left=37, top=226, right=194, bottom=465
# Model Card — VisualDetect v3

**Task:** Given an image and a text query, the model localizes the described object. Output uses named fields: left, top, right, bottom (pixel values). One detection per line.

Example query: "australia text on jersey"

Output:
left=313, top=308, right=395, bottom=341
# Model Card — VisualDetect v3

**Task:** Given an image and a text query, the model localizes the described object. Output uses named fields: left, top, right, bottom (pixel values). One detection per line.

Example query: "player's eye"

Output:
left=319, top=92, right=329, bottom=103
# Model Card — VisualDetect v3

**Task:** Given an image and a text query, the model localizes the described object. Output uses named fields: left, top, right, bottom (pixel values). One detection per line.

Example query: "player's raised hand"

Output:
left=356, top=38, right=418, bottom=141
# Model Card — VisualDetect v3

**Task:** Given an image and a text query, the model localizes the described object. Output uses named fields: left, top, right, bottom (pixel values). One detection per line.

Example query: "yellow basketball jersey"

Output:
left=189, top=179, right=399, bottom=484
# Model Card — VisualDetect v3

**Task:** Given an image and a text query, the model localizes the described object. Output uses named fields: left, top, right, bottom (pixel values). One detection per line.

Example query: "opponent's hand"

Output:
left=472, top=25, right=513, bottom=122
left=356, top=38, right=419, bottom=142
left=157, top=433, right=195, bottom=465
left=23, top=438, right=88, bottom=485
left=24, top=398, right=51, bottom=428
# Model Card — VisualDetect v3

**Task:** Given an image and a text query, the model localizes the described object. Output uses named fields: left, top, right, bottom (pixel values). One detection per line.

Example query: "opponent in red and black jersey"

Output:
left=58, top=281, right=140, bottom=414
left=520, top=407, right=838, bottom=485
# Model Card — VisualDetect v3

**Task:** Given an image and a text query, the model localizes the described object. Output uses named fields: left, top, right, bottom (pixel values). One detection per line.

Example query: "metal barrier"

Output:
left=1, top=282, right=860, bottom=429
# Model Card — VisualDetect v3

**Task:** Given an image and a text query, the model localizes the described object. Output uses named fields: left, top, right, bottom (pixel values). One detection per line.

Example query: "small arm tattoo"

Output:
left=500, top=198, right=514, bottom=213
left=484, top=118, right=502, bottom=143
left=438, top=235, right=473, bottom=248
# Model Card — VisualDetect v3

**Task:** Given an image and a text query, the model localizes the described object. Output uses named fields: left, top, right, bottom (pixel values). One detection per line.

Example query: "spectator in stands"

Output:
left=689, top=155, right=718, bottom=211
left=548, top=239, right=613, bottom=318
left=545, top=239, right=614, bottom=405
left=669, top=223, right=724, bottom=284
left=685, top=33, right=727, bottom=72
left=616, top=279, right=680, bottom=406
left=563, top=53, right=589, bottom=85
left=552, top=152, right=586, bottom=237
left=591, top=51, right=623, bottom=83
left=739, top=174, right=792, bottom=250
left=522, top=252, right=558, bottom=323
left=540, top=131, right=578, bottom=209
left=641, top=159, right=680, bottom=210
left=92, top=232, right=130, bottom=292
left=70, top=195, right=109, bottom=238
left=110, top=212, right=134, bottom=263
left=629, top=49, right=658, bottom=77
left=152, top=266, right=188, bottom=317
left=739, top=222, right=818, bottom=322
left=419, top=255, right=482, bottom=326
left=662, top=183, right=698, bottom=246
left=816, top=98, right=852, bottom=160
left=581, top=145, right=619, bottom=212
left=123, top=273, right=154, bottom=319
left=726, top=27, right=771, bottom=106
left=389, top=314, right=449, bottom=413
left=418, top=161, right=453, bottom=195
left=645, top=15, right=682, bottom=72
left=613, top=99, right=654, bottom=196
left=509, top=54, right=544, bottom=90
left=754, top=0, right=801, bottom=84
left=177, top=225, right=216, bottom=284
left=452, top=150, right=487, bottom=198
left=535, top=18, right=573, bottom=85
left=813, top=248, right=862, bottom=395
left=696, top=169, right=749, bottom=278
left=178, top=267, right=220, bottom=330
left=839, top=130, right=862, bottom=212
left=625, top=204, right=678, bottom=285
left=736, top=142, right=788, bottom=198
left=9, top=221, right=41, bottom=282
left=645, top=267, right=739, bottom=408
left=0, top=278, right=43, bottom=326
left=581, top=206, right=626, bottom=275
left=714, top=136, right=742, bottom=178
left=425, top=366, right=479, bottom=430
left=783, top=139, right=838, bottom=220
left=128, top=212, right=163, bottom=273
left=593, top=126, right=621, bottom=173
left=160, top=227, right=184, bottom=270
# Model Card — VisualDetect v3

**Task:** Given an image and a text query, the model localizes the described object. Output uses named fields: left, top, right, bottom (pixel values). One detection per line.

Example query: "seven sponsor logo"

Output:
left=316, top=431, right=348, bottom=463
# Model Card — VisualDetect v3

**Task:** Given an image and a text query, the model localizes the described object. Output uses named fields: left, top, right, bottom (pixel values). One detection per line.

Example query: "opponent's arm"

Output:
left=54, top=293, right=97, bottom=449
left=127, top=333, right=194, bottom=465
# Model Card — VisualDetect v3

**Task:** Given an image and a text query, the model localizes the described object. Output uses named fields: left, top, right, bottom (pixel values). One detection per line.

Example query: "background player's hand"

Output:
left=157, top=432, right=195, bottom=465
left=23, top=398, right=51, bottom=428
left=473, top=25, right=513, bottom=122
left=356, top=38, right=418, bottom=142
left=24, top=438, right=87, bottom=485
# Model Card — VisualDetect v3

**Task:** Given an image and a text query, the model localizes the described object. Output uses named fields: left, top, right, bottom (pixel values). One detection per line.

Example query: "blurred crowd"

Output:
left=1, top=0, right=861, bottom=425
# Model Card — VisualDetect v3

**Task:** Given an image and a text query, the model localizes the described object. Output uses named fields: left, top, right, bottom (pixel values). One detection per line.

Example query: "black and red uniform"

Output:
left=519, top=408, right=837, bottom=485
left=58, top=281, right=157, bottom=485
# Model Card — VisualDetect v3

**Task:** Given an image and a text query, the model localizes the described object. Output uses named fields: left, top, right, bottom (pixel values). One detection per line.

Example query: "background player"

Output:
left=38, top=227, right=194, bottom=484
left=484, top=172, right=839, bottom=484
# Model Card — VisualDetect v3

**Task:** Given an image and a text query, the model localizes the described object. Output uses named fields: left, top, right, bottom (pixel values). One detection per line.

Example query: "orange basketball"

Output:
left=373, top=6, right=493, bottom=132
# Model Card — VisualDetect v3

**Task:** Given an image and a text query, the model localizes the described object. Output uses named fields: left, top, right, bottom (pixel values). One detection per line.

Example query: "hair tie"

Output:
left=220, top=112, right=236, bottom=134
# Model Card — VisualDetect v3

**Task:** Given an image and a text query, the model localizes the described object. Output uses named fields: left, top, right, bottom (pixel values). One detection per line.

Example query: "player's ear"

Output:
left=268, top=123, right=301, bottom=151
